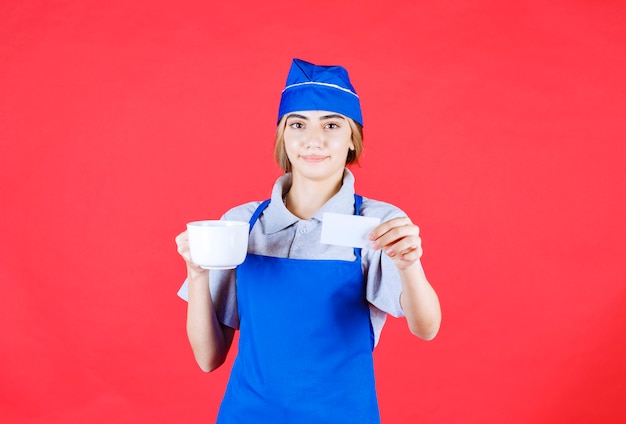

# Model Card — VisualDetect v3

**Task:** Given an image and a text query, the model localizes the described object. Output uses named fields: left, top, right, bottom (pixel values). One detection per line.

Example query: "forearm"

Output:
left=186, top=268, right=230, bottom=372
left=399, top=262, right=441, bottom=340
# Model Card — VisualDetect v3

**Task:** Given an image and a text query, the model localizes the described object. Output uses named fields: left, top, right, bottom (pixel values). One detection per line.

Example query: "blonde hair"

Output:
left=273, top=115, right=364, bottom=173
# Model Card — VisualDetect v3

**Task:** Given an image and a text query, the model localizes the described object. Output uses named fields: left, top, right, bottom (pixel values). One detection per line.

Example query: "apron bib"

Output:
left=217, top=195, right=380, bottom=424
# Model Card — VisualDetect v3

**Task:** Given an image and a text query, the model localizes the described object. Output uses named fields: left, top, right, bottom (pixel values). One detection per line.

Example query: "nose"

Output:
left=305, top=127, right=324, bottom=149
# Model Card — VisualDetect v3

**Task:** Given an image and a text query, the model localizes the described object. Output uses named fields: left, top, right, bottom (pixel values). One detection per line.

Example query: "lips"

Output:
left=300, top=154, right=328, bottom=162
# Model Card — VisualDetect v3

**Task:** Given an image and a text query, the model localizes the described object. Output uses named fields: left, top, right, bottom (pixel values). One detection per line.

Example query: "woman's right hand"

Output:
left=176, top=229, right=234, bottom=372
left=175, top=230, right=208, bottom=277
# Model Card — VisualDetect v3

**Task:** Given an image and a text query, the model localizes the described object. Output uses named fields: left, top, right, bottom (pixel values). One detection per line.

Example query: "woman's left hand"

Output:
left=369, top=217, right=423, bottom=271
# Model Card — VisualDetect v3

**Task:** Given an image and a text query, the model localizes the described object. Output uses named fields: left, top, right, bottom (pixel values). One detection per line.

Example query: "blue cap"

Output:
left=278, top=58, right=363, bottom=126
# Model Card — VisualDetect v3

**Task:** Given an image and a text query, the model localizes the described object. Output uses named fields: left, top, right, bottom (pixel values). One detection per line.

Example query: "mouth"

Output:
left=300, top=154, right=328, bottom=163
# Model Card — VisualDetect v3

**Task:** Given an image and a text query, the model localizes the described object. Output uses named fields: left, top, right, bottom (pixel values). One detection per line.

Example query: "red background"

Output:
left=1, top=1, right=625, bottom=423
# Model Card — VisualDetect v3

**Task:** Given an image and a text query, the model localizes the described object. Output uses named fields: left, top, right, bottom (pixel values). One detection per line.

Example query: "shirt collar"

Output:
left=264, top=168, right=357, bottom=234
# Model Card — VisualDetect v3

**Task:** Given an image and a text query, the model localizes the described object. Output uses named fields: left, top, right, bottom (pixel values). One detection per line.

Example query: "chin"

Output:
left=294, top=166, right=344, bottom=182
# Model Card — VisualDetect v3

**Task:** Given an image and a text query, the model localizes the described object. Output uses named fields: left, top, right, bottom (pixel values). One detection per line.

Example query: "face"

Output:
left=283, top=110, right=354, bottom=182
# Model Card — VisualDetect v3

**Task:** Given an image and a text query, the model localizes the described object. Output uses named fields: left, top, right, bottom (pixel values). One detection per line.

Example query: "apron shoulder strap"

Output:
left=353, top=194, right=364, bottom=259
left=248, top=199, right=271, bottom=233
left=354, top=194, right=363, bottom=216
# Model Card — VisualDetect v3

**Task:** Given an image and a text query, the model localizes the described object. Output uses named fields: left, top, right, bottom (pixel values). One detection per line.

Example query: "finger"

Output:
left=372, top=217, right=412, bottom=237
left=369, top=217, right=412, bottom=240
left=383, top=235, right=421, bottom=257
left=389, top=242, right=423, bottom=263
left=175, top=232, right=194, bottom=263
left=399, top=247, right=422, bottom=262
left=181, top=250, right=197, bottom=266
left=175, top=231, right=190, bottom=247
left=375, top=225, right=420, bottom=251
left=175, top=231, right=186, bottom=246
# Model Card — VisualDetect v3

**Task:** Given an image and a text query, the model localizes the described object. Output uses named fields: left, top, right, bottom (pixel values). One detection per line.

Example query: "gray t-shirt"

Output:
left=178, top=169, right=414, bottom=346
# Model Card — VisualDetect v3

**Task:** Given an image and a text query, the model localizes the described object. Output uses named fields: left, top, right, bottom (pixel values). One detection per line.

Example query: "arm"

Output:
left=176, top=231, right=236, bottom=372
left=369, top=217, right=441, bottom=340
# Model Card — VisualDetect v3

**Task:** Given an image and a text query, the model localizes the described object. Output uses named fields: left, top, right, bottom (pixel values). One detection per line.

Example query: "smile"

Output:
left=300, top=155, right=328, bottom=162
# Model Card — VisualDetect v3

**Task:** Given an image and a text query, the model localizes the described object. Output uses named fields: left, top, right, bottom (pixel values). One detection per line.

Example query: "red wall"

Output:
left=1, top=1, right=625, bottom=423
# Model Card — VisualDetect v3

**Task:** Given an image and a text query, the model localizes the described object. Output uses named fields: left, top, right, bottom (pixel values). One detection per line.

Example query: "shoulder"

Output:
left=222, top=201, right=266, bottom=222
left=359, top=196, right=407, bottom=222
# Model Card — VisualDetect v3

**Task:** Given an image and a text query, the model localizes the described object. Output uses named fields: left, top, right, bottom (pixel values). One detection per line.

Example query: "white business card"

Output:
left=321, top=212, right=381, bottom=248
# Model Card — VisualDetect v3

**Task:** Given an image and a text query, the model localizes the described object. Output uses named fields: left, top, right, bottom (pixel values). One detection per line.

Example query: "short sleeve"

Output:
left=364, top=248, right=406, bottom=319
left=360, top=198, right=412, bottom=345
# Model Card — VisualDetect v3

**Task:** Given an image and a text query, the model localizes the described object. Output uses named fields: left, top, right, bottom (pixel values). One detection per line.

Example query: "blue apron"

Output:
left=216, top=195, right=380, bottom=424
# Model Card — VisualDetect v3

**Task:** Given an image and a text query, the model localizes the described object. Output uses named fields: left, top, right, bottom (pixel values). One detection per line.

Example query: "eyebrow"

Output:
left=285, top=113, right=346, bottom=121
left=320, top=114, right=346, bottom=120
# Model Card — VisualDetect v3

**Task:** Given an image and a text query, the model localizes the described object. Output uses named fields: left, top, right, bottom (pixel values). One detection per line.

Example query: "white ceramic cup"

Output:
left=186, top=220, right=250, bottom=269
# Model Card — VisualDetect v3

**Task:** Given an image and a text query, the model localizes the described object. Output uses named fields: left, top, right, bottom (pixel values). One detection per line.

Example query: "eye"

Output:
left=288, top=121, right=305, bottom=129
left=324, top=122, right=340, bottom=129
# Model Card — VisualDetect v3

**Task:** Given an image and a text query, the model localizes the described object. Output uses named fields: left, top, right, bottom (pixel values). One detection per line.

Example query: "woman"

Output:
left=175, top=58, right=441, bottom=423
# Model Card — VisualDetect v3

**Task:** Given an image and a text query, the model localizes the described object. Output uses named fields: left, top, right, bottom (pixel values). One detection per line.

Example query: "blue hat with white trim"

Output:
left=278, top=58, right=363, bottom=126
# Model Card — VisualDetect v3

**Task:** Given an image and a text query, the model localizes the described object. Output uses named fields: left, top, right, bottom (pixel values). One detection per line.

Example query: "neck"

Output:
left=285, top=172, right=344, bottom=220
